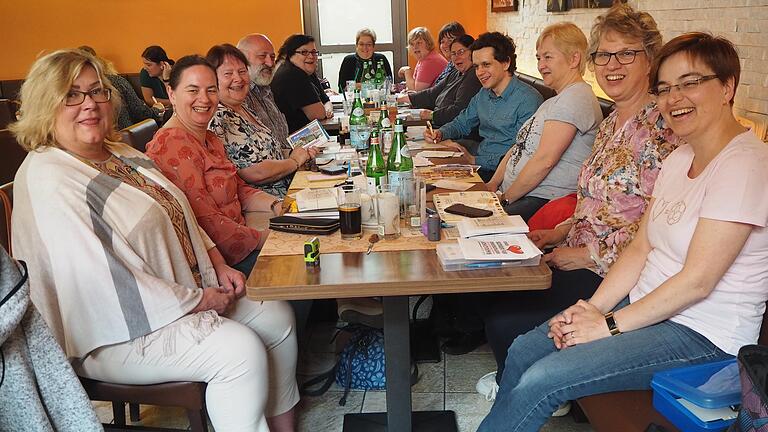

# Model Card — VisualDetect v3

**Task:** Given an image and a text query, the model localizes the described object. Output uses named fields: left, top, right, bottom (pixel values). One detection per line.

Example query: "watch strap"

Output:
left=604, top=311, right=621, bottom=336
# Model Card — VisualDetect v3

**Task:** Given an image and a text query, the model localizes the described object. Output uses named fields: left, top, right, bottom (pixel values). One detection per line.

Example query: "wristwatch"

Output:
left=270, top=198, right=284, bottom=214
left=604, top=311, right=621, bottom=336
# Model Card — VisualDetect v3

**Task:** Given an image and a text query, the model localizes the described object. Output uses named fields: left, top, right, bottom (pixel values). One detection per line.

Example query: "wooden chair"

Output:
left=120, top=118, right=159, bottom=152
left=0, top=182, right=12, bottom=254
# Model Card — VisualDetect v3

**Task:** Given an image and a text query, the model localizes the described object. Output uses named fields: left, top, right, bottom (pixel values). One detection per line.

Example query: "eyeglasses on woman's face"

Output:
left=65, top=87, right=112, bottom=106
left=650, top=75, right=719, bottom=97
left=295, top=50, right=320, bottom=57
left=591, top=49, right=645, bottom=66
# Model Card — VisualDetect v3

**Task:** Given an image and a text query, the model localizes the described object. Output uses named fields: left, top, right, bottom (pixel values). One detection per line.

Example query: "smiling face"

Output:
left=242, top=36, right=276, bottom=86
left=593, top=30, right=650, bottom=103
left=54, top=65, right=112, bottom=153
left=216, top=55, right=250, bottom=107
left=289, top=41, right=318, bottom=75
left=656, top=52, right=733, bottom=143
left=409, top=38, right=429, bottom=61
left=439, top=34, right=456, bottom=60
left=451, top=40, right=473, bottom=74
left=537, top=36, right=578, bottom=92
left=472, top=46, right=511, bottom=95
left=142, top=58, right=162, bottom=77
left=356, top=35, right=375, bottom=60
left=168, top=65, right=219, bottom=131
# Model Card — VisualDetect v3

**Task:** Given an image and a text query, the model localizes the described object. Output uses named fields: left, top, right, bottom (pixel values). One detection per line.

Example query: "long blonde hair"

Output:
left=9, top=49, right=122, bottom=151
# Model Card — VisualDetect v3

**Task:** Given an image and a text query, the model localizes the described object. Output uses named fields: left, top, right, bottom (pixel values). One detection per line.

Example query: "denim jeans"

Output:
left=477, top=298, right=732, bottom=432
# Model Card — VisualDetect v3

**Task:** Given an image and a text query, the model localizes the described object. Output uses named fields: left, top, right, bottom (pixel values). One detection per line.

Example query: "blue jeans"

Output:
left=477, top=299, right=732, bottom=432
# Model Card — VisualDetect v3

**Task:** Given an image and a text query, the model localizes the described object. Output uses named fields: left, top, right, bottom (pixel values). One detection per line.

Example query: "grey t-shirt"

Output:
left=502, top=82, right=603, bottom=200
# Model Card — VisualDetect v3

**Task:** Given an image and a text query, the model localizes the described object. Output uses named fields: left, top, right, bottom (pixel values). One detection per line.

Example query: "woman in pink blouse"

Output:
left=398, top=27, right=448, bottom=90
left=146, top=55, right=284, bottom=276
left=473, top=4, right=679, bottom=405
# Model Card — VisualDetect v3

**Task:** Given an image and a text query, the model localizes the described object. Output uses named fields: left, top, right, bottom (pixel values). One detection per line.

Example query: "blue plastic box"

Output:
left=651, top=359, right=740, bottom=432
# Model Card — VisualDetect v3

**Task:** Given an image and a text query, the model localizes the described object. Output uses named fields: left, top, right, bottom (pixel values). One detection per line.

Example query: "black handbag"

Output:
left=729, top=345, right=768, bottom=432
left=269, top=215, right=340, bottom=235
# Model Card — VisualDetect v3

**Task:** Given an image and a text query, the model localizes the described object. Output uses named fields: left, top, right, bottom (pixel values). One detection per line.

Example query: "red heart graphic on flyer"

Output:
left=507, top=245, right=523, bottom=254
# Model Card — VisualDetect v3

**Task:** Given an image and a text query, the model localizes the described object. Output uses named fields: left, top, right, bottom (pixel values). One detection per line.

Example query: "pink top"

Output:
left=629, top=131, right=768, bottom=355
left=146, top=128, right=263, bottom=264
left=566, top=103, right=679, bottom=276
left=413, top=50, right=448, bottom=88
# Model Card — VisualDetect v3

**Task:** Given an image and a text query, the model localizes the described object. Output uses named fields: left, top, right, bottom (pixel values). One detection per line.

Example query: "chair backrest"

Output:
left=0, top=182, right=13, bottom=256
left=120, top=119, right=159, bottom=152
left=514, top=72, right=616, bottom=120
left=0, top=80, right=23, bottom=102
left=121, top=73, right=144, bottom=99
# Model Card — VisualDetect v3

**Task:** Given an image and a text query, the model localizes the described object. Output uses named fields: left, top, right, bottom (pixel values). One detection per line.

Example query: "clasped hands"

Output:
left=548, top=300, right=612, bottom=349
left=193, top=264, right=247, bottom=315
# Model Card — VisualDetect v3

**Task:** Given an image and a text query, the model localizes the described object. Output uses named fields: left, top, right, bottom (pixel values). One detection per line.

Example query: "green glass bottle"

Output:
left=366, top=130, right=387, bottom=194
left=377, top=106, right=392, bottom=154
left=349, top=89, right=368, bottom=149
left=374, top=60, right=385, bottom=86
left=387, top=118, right=414, bottom=193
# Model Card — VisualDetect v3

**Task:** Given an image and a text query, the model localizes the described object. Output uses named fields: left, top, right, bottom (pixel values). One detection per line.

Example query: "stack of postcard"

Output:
left=436, top=233, right=542, bottom=271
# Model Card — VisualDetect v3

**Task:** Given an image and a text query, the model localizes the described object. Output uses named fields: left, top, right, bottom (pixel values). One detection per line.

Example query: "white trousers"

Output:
left=77, top=298, right=299, bottom=432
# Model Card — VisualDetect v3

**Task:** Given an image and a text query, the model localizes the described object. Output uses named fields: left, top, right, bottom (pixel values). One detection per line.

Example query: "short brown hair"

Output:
left=587, top=3, right=662, bottom=68
left=356, top=28, right=377, bottom=44
left=650, top=32, right=740, bottom=104
left=206, top=43, right=250, bottom=71
left=408, top=27, right=436, bottom=52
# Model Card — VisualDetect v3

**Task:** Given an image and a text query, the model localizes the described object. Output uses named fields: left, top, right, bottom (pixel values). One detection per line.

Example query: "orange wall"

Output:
left=0, top=0, right=304, bottom=80
left=1, top=0, right=488, bottom=80
left=406, top=0, right=488, bottom=67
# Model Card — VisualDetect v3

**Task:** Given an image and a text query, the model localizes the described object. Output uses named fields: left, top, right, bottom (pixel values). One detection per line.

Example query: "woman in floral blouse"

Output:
left=146, top=55, right=285, bottom=275
left=474, top=4, right=680, bottom=405
left=205, top=44, right=316, bottom=198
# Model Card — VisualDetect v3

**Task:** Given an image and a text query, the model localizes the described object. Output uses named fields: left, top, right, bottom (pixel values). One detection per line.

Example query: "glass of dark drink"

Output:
left=338, top=186, right=362, bottom=239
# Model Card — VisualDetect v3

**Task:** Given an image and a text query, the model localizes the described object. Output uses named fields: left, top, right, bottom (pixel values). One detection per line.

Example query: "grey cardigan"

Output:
left=0, top=248, right=102, bottom=431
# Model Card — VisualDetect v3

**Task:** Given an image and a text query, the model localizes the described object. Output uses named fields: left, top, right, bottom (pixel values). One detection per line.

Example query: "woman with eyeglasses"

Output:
left=11, top=50, right=299, bottom=432
left=398, top=35, right=481, bottom=136
left=271, top=34, right=333, bottom=133
left=337, top=28, right=393, bottom=92
left=398, top=27, right=448, bottom=91
left=477, top=27, right=768, bottom=432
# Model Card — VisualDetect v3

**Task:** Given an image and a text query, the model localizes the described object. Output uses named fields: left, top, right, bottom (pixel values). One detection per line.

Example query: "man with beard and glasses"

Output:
left=237, top=33, right=291, bottom=148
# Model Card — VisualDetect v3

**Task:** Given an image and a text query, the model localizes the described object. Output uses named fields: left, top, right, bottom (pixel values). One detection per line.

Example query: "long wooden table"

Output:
left=248, top=254, right=550, bottom=432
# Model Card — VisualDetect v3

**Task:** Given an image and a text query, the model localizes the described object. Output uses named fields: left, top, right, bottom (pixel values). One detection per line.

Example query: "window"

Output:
left=302, top=0, right=407, bottom=92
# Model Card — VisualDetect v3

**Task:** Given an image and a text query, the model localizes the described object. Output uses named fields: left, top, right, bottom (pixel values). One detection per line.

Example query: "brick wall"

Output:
left=487, top=0, right=768, bottom=137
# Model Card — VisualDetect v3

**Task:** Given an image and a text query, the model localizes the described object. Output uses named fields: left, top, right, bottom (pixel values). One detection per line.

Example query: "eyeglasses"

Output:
left=65, top=87, right=112, bottom=106
left=650, top=75, right=719, bottom=97
left=253, top=52, right=276, bottom=62
left=450, top=48, right=468, bottom=58
left=591, top=49, right=645, bottom=66
left=357, top=42, right=374, bottom=48
left=295, top=50, right=320, bottom=57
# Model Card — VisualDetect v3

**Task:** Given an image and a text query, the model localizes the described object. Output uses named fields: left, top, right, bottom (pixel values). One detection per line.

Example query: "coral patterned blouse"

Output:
left=146, top=128, right=263, bottom=264
left=564, top=102, right=680, bottom=276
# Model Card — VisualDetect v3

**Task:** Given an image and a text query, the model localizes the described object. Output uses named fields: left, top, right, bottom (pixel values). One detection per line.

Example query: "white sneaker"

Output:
left=552, top=401, right=571, bottom=417
left=476, top=371, right=499, bottom=401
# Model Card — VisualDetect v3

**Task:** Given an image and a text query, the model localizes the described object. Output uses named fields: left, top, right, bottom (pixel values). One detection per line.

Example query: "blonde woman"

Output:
left=398, top=27, right=447, bottom=90
left=11, top=49, right=298, bottom=432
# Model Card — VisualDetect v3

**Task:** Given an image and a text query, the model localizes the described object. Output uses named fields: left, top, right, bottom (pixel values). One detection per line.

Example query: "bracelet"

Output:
left=288, top=157, right=300, bottom=170
left=270, top=198, right=284, bottom=213
left=604, top=311, right=621, bottom=336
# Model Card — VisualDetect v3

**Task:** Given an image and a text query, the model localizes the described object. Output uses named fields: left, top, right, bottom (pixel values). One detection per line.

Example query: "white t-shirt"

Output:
left=629, top=131, right=768, bottom=355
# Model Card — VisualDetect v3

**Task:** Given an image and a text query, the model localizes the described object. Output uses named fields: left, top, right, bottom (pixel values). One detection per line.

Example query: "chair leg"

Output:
left=112, top=401, right=126, bottom=426
left=129, top=403, right=141, bottom=422
left=187, top=408, right=209, bottom=432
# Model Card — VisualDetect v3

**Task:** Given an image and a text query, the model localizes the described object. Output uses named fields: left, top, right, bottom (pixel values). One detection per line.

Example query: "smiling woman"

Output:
left=206, top=44, right=315, bottom=198
left=10, top=48, right=300, bottom=432
left=271, top=34, right=332, bottom=132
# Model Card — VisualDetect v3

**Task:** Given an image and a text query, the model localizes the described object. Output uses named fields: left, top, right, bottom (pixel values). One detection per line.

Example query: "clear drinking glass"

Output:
left=337, top=186, right=363, bottom=239
left=399, top=177, right=426, bottom=231
left=376, top=184, right=400, bottom=239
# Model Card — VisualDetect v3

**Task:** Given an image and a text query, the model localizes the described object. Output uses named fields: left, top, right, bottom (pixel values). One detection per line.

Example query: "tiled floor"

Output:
left=92, top=321, right=595, bottom=432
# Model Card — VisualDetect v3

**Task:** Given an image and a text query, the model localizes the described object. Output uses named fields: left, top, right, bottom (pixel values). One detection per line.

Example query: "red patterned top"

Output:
left=146, top=128, right=262, bottom=264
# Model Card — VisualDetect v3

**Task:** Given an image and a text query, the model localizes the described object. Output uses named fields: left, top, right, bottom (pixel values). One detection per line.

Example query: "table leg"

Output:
left=342, top=296, right=457, bottom=432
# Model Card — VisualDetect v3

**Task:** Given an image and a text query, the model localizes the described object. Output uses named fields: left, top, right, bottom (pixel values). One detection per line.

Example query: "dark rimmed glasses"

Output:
left=295, top=50, right=320, bottom=57
left=65, top=88, right=112, bottom=106
left=649, top=75, right=719, bottom=97
left=591, top=49, right=645, bottom=66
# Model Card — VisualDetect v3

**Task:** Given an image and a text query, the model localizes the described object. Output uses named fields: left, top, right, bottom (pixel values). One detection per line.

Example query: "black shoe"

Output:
left=440, top=331, right=486, bottom=355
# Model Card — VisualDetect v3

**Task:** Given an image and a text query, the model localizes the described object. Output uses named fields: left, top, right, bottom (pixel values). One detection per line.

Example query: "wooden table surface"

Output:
left=246, top=250, right=551, bottom=301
